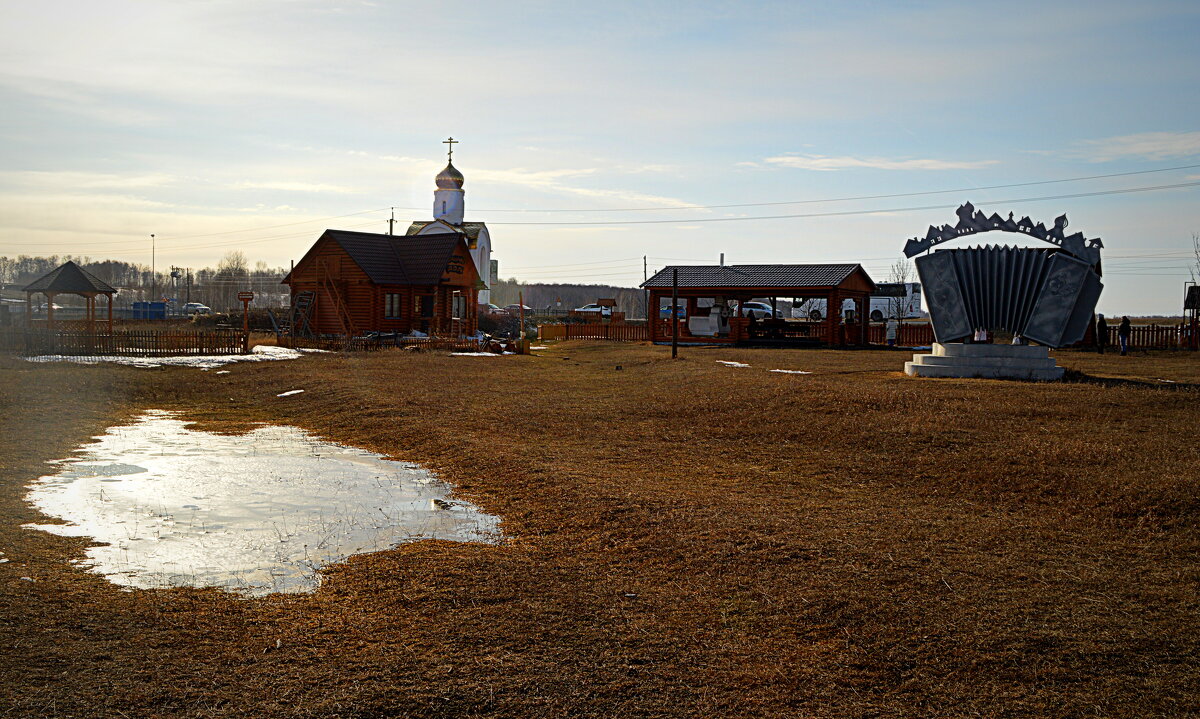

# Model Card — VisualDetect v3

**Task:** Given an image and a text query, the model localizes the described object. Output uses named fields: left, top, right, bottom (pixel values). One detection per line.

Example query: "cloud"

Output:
left=231, top=181, right=358, bottom=194
left=1069, top=131, right=1200, bottom=162
left=761, top=154, right=998, bottom=172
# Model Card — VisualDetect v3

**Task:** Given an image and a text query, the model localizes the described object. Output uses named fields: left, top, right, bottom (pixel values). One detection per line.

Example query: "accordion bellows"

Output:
left=916, top=246, right=1103, bottom=348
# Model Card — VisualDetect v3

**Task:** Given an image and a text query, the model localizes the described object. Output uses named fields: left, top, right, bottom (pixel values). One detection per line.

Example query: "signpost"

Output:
left=238, top=291, right=254, bottom=353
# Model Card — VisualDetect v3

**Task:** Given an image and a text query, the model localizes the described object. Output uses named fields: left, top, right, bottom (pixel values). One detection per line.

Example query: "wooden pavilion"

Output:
left=641, top=264, right=876, bottom=346
left=282, top=229, right=483, bottom=337
left=23, top=261, right=117, bottom=332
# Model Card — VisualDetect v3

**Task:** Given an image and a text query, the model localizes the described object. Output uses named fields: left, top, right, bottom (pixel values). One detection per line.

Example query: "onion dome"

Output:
left=435, top=162, right=464, bottom=190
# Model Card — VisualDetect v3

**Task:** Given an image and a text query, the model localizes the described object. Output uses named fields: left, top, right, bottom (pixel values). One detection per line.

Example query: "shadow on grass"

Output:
left=1061, top=368, right=1200, bottom=391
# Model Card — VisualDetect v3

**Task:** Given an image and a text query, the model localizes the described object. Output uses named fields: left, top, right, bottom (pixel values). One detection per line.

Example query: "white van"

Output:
left=794, top=283, right=924, bottom=321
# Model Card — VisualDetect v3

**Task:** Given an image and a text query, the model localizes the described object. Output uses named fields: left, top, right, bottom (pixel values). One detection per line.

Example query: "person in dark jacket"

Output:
left=1095, top=314, right=1108, bottom=354
left=1118, top=316, right=1131, bottom=356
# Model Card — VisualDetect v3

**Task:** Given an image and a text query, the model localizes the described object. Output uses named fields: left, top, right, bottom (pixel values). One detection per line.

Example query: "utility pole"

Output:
left=388, top=207, right=396, bottom=236
left=643, top=255, right=648, bottom=320
left=150, top=233, right=156, bottom=301
left=671, top=268, right=679, bottom=359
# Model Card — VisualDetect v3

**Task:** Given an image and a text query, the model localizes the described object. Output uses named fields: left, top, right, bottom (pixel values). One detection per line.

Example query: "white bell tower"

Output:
left=433, top=136, right=465, bottom=225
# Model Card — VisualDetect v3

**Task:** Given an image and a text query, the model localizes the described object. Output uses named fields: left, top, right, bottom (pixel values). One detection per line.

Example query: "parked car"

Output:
left=479, top=303, right=508, bottom=316
left=504, top=303, right=533, bottom=314
left=184, top=303, right=212, bottom=315
left=35, top=302, right=63, bottom=312
left=740, top=301, right=778, bottom=319
left=574, top=303, right=603, bottom=313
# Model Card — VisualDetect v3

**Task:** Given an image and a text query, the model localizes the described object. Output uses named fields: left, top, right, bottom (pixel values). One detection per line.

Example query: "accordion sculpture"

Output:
left=904, top=203, right=1104, bottom=348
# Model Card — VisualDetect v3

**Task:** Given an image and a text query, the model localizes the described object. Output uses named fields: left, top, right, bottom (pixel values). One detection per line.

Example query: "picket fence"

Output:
left=0, top=329, right=247, bottom=357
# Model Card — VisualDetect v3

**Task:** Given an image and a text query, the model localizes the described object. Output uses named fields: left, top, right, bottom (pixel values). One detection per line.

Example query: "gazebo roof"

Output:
left=23, top=261, right=117, bottom=295
left=641, top=263, right=875, bottom=291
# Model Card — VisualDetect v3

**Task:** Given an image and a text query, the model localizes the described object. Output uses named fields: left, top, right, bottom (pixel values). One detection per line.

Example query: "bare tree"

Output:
left=887, top=259, right=915, bottom=324
left=1191, top=232, right=1199, bottom=282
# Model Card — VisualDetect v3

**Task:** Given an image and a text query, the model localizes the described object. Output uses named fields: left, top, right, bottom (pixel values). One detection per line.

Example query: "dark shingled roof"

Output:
left=406, top=221, right=487, bottom=241
left=23, top=261, right=117, bottom=294
left=297, top=229, right=466, bottom=286
left=641, top=264, right=871, bottom=289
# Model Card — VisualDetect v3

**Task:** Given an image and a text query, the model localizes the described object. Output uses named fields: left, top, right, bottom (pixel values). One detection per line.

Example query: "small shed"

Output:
left=23, top=261, right=117, bottom=331
left=641, top=264, right=876, bottom=345
left=282, top=229, right=483, bottom=337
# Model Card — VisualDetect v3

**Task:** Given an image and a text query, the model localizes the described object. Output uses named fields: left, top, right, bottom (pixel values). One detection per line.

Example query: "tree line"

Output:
left=0, top=252, right=289, bottom=311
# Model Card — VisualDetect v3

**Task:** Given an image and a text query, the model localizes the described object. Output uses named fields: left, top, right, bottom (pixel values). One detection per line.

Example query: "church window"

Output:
left=441, top=200, right=446, bottom=215
left=384, top=293, right=402, bottom=319
left=451, top=293, right=466, bottom=320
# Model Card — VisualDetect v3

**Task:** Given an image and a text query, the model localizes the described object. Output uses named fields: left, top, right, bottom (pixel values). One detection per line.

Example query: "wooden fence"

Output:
left=539, top=323, right=649, bottom=342
left=1103, top=323, right=1197, bottom=350
left=278, top=334, right=483, bottom=353
left=0, top=329, right=248, bottom=357
left=866, top=323, right=936, bottom=346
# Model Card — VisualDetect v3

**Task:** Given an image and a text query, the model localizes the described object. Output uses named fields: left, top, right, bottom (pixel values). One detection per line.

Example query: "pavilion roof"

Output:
left=23, top=261, right=117, bottom=295
left=641, top=264, right=874, bottom=291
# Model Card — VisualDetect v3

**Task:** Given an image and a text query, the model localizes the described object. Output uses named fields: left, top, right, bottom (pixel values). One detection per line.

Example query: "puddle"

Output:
left=24, top=344, right=326, bottom=370
left=24, top=410, right=500, bottom=596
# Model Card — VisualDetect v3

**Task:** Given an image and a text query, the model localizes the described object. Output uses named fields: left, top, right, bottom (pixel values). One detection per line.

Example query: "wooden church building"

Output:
left=283, top=143, right=490, bottom=337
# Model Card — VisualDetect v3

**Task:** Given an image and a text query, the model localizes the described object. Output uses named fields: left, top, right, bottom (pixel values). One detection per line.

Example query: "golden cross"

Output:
left=443, top=137, right=458, bottom=162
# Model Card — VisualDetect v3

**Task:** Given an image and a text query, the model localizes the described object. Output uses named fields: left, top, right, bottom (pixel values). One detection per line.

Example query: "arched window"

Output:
left=441, top=201, right=446, bottom=214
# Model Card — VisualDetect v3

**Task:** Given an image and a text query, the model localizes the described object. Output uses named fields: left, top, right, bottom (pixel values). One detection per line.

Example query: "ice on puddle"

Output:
left=276, top=389, right=305, bottom=397
left=24, top=344, right=321, bottom=370
left=769, top=369, right=812, bottom=375
left=716, top=360, right=751, bottom=368
left=23, top=410, right=500, bottom=596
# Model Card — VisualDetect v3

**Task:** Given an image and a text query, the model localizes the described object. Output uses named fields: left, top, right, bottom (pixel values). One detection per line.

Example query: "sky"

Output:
left=1, top=0, right=1198, bottom=314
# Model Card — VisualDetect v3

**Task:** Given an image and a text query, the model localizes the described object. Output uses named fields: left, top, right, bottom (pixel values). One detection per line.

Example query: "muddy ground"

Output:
left=1, top=342, right=1197, bottom=718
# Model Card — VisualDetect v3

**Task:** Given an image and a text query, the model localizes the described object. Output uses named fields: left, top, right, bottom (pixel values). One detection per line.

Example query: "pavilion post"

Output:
left=107, top=294, right=113, bottom=332
left=25, top=293, right=32, bottom=329
left=46, top=292, right=55, bottom=330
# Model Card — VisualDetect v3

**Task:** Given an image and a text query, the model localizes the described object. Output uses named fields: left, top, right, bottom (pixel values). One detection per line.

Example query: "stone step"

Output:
left=904, top=360, right=1064, bottom=381
left=910, top=355, right=1058, bottom=370
left=932, top=342, right=1050, bottom=359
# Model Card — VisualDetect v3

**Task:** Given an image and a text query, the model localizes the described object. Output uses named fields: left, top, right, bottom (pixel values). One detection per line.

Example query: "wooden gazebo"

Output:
left=641, top=264, right=876, bottom=346
left=23, top=261, right=117, bottom=331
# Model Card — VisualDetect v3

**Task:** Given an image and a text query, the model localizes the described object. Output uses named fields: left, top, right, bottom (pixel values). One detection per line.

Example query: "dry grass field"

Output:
left=1, top=342, right=1198, bottom=718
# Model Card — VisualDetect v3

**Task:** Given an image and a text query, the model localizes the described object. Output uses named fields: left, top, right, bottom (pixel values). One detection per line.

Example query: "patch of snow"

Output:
left=276, top=389, right=305, bottom=397
left=769, top=369, right=812, bottom=375
left=529, top=345, right=550, bottom=350
left=215, top=370, right=231, bottom=375
left=451, top=352, right=503, bottom=357
left=0, top=550, right=7, bottom=564
left=717, top=360, right=751, bottom=368
left=23, top=344, right=314, bottom=370
left=1156, top=378, right=1177, bottom=383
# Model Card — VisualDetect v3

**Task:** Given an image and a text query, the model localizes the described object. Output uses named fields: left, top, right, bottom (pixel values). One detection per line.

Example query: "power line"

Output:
left=484, top=180, right=1200, bottom=226
left=375, top=162, right=1200, bottom=213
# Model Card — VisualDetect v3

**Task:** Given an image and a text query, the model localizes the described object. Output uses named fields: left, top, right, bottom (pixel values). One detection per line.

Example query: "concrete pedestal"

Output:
left=905, top=343, right=1064, bottom=381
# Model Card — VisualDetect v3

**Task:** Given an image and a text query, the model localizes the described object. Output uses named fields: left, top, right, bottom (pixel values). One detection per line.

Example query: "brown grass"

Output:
left=1, top=342, right=1198, bottom=717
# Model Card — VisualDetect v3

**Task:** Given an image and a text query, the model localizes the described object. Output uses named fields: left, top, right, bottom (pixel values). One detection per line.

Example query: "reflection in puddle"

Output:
left=24, top=410, right=500, bottom=595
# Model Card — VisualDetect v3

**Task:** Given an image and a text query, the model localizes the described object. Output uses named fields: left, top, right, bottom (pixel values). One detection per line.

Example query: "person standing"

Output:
left=885, top=317, right=899, bottom=347
left=1118, top=316, right=1131, bottom=356
left=1096, top=314, right=1109, bottom=354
